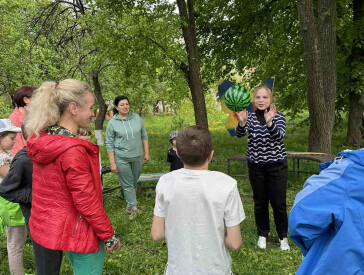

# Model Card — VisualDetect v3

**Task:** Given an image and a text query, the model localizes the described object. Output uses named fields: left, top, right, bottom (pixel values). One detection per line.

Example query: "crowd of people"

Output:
left=0, top=79, right=362, bottom=275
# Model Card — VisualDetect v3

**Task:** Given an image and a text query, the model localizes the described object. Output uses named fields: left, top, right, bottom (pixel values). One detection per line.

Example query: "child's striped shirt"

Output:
left=236, top=111, right=286, bottom=164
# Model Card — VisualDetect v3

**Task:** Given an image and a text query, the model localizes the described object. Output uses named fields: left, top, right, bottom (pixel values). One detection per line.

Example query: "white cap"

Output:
left=0, top=119, right=22, bottom=134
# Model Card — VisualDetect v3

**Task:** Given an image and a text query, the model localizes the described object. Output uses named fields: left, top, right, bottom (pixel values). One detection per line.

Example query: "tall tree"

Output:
left=176, top=0, right=208, bottom=128
left=346, top=0, right=364, bottom=145
left=32, top=0, right=110, bottom=144
left=97, top=0, right=209, bottom=127
left=297, top=0, right=337, bottom=153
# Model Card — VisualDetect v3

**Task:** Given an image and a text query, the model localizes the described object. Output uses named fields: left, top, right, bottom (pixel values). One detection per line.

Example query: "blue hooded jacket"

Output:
left=289, top=149, right=364, bottom=275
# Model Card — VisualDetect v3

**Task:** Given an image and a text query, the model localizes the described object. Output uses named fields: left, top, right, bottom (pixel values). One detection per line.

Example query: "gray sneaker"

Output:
left=125, top=206, right=141, bottom=214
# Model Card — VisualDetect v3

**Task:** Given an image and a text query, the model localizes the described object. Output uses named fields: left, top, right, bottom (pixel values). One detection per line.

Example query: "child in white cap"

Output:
left=0, top=119, right=27, bottom=275
left=167, top=130, right=183, bottom=171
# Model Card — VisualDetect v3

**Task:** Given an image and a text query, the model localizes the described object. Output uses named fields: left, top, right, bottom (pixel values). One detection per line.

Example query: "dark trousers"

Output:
left=31, top=238, right=63, bottom=275
left=248, top=160, right=288, bottom=239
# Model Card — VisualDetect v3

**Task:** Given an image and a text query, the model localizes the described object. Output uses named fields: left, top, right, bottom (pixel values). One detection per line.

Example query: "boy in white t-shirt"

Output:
left=151, top=126, right=245, bottom=275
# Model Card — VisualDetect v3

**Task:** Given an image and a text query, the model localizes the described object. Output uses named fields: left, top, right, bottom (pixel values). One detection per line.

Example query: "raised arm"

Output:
left=235, top=110, right=249, bottom=138
left=267, top=110, right=286, bottom=141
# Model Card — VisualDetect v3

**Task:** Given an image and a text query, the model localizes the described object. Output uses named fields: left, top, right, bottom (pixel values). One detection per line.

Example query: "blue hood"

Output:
left=289, top=149, right=364, bottom=275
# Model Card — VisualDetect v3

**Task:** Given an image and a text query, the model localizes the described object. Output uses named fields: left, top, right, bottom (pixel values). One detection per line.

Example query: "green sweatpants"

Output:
left=115, top=156, right=143, bottom=208
left=66, top=241, right=104, bottom=275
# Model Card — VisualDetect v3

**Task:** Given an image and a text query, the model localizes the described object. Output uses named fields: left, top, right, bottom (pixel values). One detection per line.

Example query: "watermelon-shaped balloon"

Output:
left=224, top=85, right=251, bottom=112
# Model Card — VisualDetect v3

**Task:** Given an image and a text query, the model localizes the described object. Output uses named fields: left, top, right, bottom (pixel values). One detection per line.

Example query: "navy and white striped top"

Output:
left=236, top=111, right=286, bottom=165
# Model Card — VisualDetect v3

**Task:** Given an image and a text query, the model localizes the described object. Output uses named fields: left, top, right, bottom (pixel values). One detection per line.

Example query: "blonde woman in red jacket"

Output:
left=24, top=79, right=121, bottom=275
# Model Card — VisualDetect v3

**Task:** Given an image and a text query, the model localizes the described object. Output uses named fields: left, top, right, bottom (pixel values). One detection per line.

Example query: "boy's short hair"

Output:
left=77, top=127, right=91, bottom=136
left=176, top=126, right=213, bottom=167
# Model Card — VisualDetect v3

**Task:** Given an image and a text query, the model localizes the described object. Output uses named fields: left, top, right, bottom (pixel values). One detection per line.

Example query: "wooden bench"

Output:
left=101, top=166, right=165, bottom=194
left=228, top=152, right=335, bottom=180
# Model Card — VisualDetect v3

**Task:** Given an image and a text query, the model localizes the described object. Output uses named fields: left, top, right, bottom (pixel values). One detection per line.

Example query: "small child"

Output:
left=0, top=123, right=64, bottom=274
left=152, top=126, right=245, bottom=275
left=0, top=119, right=27, bottom=275
left=167, top=131, right=183, bottom=171
left=77, top=127, right=91, bottom=141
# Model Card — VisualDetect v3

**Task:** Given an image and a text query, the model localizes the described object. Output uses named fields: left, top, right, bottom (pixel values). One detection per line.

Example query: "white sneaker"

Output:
left=257, top=236, right=266, bottom=249
left=280, top=237, right=290, bottom=251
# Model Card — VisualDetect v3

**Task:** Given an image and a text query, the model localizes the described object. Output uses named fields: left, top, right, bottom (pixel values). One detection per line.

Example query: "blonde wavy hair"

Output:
left=24, top=79, right=92, bottom=137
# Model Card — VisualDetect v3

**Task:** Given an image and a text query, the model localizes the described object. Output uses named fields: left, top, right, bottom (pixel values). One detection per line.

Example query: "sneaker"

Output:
left=125, top=206, right=142, bottom=215
left=280, top=237, right=290, bottom=251
left=257, top=236, right=266, bottom=249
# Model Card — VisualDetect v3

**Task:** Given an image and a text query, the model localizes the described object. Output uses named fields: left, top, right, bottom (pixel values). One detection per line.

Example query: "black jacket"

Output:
left=0, top=147, right=32, bottom=223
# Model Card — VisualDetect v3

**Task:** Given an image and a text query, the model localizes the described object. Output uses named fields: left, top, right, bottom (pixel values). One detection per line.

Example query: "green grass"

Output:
left=0, top=112, right=357, bottom=275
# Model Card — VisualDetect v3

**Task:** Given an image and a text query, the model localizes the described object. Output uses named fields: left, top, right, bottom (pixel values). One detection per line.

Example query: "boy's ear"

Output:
left=208, top=150, right=214, bottom=163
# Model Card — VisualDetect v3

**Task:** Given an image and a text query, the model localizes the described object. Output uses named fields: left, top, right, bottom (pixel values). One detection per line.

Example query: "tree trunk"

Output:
left=297, top=0, right=336, bottom=153
left=92, top=71, right=107, bottom=145
left=347, top=91, right=363, bottom=145
left=346, top=0, right=364, bottom=145
left=176, top=0, right=208, bottom=129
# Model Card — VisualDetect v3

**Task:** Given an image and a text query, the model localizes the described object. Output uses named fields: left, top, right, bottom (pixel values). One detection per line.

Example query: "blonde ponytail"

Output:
left=24, top=79, right=91, bottom=137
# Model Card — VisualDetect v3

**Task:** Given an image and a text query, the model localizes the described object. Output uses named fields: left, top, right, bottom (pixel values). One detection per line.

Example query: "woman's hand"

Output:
left=110, top=163, right=118, bottom=173
left=106, top=238, right=121, bottom=253
left=264, top=105, right=276, bottom=127
left=144, top=153, right=150, bottom=162
left=236, top=110, right=248, bottom=127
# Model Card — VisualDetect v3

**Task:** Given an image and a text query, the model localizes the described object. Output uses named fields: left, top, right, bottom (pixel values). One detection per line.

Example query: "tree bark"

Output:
left=346, top=0, right=364, bottom=145
left=92, top=71, right=107, bottom=145
left=176, top=0, right=208, bottom=129
left=347, top=92, right=363, bottom=145
left=297, top=0, right=336, bottom=153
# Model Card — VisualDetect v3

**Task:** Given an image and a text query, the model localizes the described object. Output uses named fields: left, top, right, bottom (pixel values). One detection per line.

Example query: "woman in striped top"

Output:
left=236, top=85, right=290, bottom=251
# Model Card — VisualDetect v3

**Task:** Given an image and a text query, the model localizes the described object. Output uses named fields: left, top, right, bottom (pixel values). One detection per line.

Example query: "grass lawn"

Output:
left=0, top=112, right=357, bottom=275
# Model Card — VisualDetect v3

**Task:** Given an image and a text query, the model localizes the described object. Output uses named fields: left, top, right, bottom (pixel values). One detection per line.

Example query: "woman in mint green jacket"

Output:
left=106, top=96, right=149, bottom=218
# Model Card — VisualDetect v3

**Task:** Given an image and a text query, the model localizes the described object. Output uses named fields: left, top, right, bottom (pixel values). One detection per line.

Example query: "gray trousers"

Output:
left=6, top=225, right=26, bottom=275
left=116, top=156, right=143, bottom=208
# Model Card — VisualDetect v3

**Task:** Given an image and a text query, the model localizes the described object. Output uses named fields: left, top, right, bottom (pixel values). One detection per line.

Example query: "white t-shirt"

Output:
left=154, top=168, right=245, bottom=275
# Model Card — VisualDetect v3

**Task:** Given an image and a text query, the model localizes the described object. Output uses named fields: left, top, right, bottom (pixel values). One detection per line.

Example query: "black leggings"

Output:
left=248, top=161, right=288, bottom=239
left=31, top=238, right=63, bottom=275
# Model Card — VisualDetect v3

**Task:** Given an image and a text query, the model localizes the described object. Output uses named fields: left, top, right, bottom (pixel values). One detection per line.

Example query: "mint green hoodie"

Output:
left=106, top=112, right=148, bottom=159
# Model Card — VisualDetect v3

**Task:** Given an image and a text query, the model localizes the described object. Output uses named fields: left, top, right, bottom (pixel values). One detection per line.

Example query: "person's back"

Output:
left=289, top=149, right=364, bottom=275
left=152, top=126, right=245, bottom=275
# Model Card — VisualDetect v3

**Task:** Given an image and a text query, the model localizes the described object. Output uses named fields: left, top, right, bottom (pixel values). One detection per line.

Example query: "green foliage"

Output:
left=83, top=0, right=188, bottom=111
left=196, top=0, right=307, bottom=117
left=0, top=99, right=13, bottom=118
left=196, top=0, right=363, bottom=119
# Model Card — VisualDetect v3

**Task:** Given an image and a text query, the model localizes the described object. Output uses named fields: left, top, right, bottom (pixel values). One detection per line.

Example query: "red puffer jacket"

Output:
left=27, top=132, right=114, bottom=253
